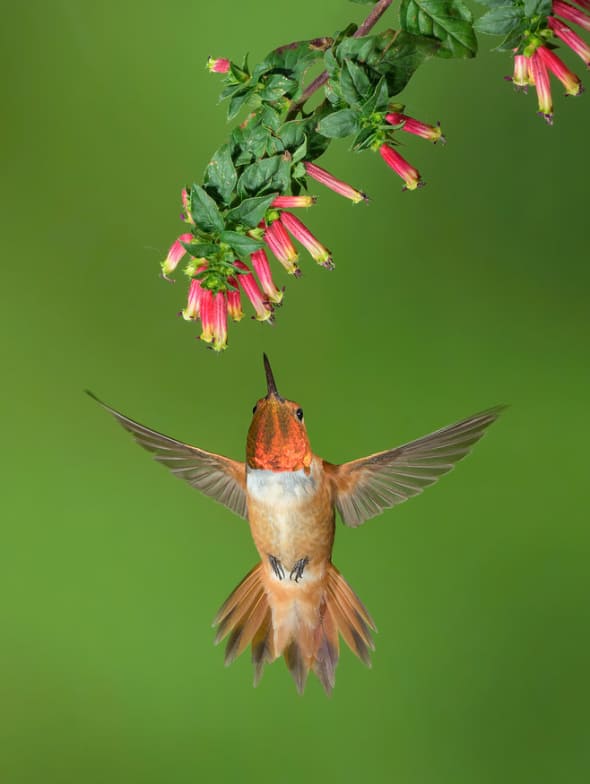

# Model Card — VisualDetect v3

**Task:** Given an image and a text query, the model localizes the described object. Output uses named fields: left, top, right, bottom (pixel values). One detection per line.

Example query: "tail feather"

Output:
left=224, top=588, right=267, bottom=665
left=213, top=562, right=376, bottom=694
left=251, top=607, right=274, bottom=687
left=284, top=641, right=309, bottom=695
left=312, top=602, right=339, bottom=695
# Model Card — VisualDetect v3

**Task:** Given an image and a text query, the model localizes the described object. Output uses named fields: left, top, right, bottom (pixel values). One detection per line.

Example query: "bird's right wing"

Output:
left=88, top=392, right=247, bottom=519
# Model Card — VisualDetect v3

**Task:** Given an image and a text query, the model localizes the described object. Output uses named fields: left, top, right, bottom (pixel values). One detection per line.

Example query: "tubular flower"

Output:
left=537, top=45, right=583, bottom=95
left=507, top=54, right=532, bottom=91
left=303, top=161, right=368, bottom=203
left=161, top=233, right=193, bottom=278
left=385, top=112, right=445, bottom=143
left=553, top=0, right=590, bottom=32
left=264, top=220, right=300, bottom=276
left=199, top=289, right=215, bottom=344
left=251, top=249, right=284, bottom=304
left=529, top=51, right=554, bottom=123
left=280, top=212, right=333, bottom=269
left=379, top=144, right=423, bottom=191
left=211, top=292, right=228, bottom=352
left=548, top=17, right=590, bottom=67
left=233, top=261, right=274, bottom=322
left=207, top=57, right=231, bottom=73
left=226, top=277, right=245, bottom=322
left=271, top=195, right=317, bottom=208
left=181, top=270, right=206, bottom=321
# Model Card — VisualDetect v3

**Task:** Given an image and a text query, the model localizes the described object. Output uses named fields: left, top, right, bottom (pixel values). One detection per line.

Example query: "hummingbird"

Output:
left=88, top=355, right=503, bottom=694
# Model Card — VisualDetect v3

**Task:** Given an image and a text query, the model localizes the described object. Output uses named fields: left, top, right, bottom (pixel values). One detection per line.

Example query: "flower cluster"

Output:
left=379, top=112, right=444, bottom=191
left=504, top=0, right=588, bottom=123
left=161, top=175, right=360, bottom=350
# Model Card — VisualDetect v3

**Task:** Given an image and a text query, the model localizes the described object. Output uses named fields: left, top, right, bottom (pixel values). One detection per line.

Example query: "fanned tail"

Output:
left=214, top=564, right=273, bottom=671
left=213, top=562, right=376, bottom=695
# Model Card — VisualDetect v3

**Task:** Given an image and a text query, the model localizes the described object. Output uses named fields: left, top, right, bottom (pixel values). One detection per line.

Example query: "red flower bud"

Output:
left=379, top=145, right=423, bottom=191
left=303, top=162, right=368, bottom=203
left=385, top=113, right=445, bottom=143
left=233, top=261, right=273, bottom=322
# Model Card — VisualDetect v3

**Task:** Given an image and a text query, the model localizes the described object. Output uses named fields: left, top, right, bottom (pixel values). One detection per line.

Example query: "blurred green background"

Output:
left=2, top=1, right=589, bottom=782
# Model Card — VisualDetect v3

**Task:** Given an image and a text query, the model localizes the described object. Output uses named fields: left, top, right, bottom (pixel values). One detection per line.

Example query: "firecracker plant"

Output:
left=161, top=0, right=589, bottom=351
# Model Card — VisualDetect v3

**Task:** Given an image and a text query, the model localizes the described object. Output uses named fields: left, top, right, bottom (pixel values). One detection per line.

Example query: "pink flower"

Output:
left=211, top=292, right=228, bottom=352
left=537, top=45, right=583, bottom=95
left=303, top=162, right=368, bottom=203
left=271, top=195, right=317, bottom=208
left=280, top=212, right=333, bottom=269
left=552, top=0, right=590, bottom=32
left=548, top=17, right=590, bottom=67
left=207, top=57, right=231, bottom=73
left=226, top=277, right=244, bottom=322
left=251, top=249, right=284, bottom=304
left=199, top=289, right=215, bottom=344
left=528, top=51, right=554, bottom=124
left=161, top=233, right=193, bottom=278
left=506, top=54, right=532, bottom=91
left=385, top=112, right=445, bottom=143
left=233, top=261, right=274, bottom=322
left=379, top=145, right=423, bottom=191
left=181, top=269, right=207, bottom=321
left=264, top=220, right=300, bottom=276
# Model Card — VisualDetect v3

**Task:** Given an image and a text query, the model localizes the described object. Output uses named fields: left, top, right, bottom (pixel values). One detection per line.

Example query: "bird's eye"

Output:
left=252, top=404, right=258, bottom=414
left=295, top=408, right=304, bottom=421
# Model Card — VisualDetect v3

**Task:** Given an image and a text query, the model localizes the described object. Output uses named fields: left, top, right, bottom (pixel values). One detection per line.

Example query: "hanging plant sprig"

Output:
left=159, top=0, right=479, bottom=351
left=476, top=0, right=589, bottom=123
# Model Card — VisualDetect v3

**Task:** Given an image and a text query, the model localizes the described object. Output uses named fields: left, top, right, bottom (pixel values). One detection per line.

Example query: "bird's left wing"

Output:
left=88, top=392, right=247, bottom=519
left=325, top=406, right=505, bottom=528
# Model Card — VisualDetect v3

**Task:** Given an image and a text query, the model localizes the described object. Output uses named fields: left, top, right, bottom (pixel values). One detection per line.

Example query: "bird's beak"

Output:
left=263, top=353, right=282, bottom=400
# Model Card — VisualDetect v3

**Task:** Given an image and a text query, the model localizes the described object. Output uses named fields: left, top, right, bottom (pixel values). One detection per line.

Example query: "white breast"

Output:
left=246, top=466, right=317, bottom=505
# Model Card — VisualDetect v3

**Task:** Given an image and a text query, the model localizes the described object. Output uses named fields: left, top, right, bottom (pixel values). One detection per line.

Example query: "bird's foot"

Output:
left=290, top=557, right=309, bottom=583
left=268, top=554, right=285, bottom=580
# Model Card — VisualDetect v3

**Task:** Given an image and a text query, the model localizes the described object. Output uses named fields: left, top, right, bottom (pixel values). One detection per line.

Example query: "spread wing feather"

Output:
left=87, top=391, right=247, bottom=518
left=327, top=406, right=505, bottom=528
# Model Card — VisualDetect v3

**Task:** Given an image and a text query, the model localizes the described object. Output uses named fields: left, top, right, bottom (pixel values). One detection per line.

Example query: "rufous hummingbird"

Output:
left=88, top=355, right=503, bottom=694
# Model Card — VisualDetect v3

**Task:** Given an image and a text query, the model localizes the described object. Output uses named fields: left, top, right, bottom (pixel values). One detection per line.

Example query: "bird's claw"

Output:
left=290, top=557, right=309, bottom=583
left=269, top=554, right=285, bottom=580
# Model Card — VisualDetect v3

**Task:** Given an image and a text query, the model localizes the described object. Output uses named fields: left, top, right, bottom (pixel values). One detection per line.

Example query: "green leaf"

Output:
left=496, top=23, right=528, bottom=50
left=477, top=0, right=516, bottom=7
left=524, top=0, right=552, bottom=16
left=263, top=39, right=331, bottom=78
left=344, top=59, right=372, bottom=103
left=278, top=121, right=307, bottom=151
left=181, top=241, right=218, bottom=258
left=375, top=31, right=440, bottom=95
left=292, top=136, right=308, bottom=163
left=220, top=231, right=265, bottom=257
left=226, top=193, right=278, bottom=229
left=352, top=127, right=377, bottom=152
left=190, top=185, right=225, bottom=234
left=228, top=87, right=252, bottom=121
left=361, top=77, right=390, bottom=114
left=259, top=73, right=298, bottom=102
left=399, top=0, right=478, bottom=58
left=237, top=155, right=290, bottom=198
left=474, top=6, right=523, bottom=35
left=317, top=109, right=360, bottom=138
left=204, top=145, right=237, bottom=206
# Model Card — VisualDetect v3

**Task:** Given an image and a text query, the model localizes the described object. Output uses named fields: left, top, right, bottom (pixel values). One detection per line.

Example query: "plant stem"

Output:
left=288, top=0, right=393, bottom=116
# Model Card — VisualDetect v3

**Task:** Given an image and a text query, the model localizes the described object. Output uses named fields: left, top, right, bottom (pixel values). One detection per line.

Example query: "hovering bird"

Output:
left=88, top=356, right=503, bottom=694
